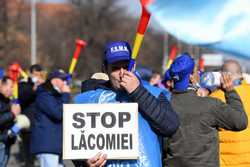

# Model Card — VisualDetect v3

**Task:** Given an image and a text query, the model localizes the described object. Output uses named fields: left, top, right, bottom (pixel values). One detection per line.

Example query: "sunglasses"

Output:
left=108, top=61, right=130, bottom=71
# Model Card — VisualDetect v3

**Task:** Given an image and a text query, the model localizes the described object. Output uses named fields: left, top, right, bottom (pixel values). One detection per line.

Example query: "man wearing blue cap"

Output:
left=74, top=41, right=179, bottom=167
left=31, top=69, right=71, bottom=167
left=163, top=53, right=248, bottom=167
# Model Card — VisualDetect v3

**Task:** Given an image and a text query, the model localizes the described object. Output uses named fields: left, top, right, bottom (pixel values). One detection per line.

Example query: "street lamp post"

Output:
left=31, top=0, right=37, bottom=65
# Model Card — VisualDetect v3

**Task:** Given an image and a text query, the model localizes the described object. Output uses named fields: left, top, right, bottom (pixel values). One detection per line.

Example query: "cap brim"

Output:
left=50, top=74, right=68, bottom=81
left=174, top=74, right=190, bottom=91
left=59, top=74, right=68, bottom=80
left=106, top=52, right=130, bottom=64
left=107, top=57, right=130, bottom=64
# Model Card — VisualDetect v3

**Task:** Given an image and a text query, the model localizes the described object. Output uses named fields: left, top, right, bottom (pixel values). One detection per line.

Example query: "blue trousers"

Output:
left=0, top=143, right=9, bottom=167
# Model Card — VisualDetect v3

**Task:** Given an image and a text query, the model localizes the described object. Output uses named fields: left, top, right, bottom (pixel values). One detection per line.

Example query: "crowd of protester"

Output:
left=0, top=41, right=249, bottom=167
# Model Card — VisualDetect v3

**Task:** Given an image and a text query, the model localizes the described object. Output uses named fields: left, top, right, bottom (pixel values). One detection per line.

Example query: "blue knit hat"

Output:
left=168, top=53, right=195, bottom=91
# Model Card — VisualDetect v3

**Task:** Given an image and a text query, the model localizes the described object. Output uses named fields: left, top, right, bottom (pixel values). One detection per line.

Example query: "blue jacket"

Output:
left=30, top=85, right=70, bottom=155
left=74, top=81, right=179, bottom=167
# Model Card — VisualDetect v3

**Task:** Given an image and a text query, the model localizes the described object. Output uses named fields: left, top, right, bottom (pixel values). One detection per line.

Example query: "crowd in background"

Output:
left=0, top=41, right=249, bottom=167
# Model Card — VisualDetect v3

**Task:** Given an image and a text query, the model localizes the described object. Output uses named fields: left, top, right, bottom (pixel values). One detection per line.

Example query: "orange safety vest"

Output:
left=210, top=81, right=250, bottom=167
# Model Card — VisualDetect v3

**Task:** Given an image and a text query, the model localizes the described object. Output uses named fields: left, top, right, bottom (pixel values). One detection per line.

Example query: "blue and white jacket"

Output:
left=74, top=80, right=179, bottom=167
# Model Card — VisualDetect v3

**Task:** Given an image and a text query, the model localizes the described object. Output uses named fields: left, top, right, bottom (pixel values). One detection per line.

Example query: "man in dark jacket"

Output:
left=19, top=64, right=45, bottom=112
left=30, top=69, right=70, bottom=167
left=18, top=64, right=45, bottom=167
left=0, top=76, right=21, bottom=167
left=164, top=53, right=248, bottom=167
left=74, top=41, right=179, bottom=167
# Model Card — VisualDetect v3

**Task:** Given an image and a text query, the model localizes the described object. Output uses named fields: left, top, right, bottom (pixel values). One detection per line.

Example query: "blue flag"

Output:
left=148, top=0, right=250, bottom=58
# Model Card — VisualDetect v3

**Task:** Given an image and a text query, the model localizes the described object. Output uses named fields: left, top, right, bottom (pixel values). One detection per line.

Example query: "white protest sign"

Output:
left=63, top=103, right=139, bottom=160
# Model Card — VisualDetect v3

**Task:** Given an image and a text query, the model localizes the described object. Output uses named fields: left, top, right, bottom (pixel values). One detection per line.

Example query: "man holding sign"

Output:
left=74, top=41, right=179, bottom=167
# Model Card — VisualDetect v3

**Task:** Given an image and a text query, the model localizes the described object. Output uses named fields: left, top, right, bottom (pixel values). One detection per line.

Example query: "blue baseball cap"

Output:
left=104, top=41, right=131, bottom=64
left=48, top=69, right=68, bottom=81
left=169, top=53, right=195, bottom=91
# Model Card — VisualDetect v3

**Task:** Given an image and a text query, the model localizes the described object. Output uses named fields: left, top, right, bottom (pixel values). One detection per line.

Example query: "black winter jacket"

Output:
left=0, top=93, right=15, bottom=144
left=81, top=79, right=179, bottom=137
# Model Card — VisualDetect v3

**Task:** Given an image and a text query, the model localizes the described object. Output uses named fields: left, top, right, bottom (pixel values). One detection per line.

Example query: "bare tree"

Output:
left=0, top=0, right=164, bottom=77
left=0, top=0, right=8, bottom=40
left=0, top=0, right=8, bottom=63
left=64, top=0, right=164, bottom=78
left=37, top=0, right=132, bottom=77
